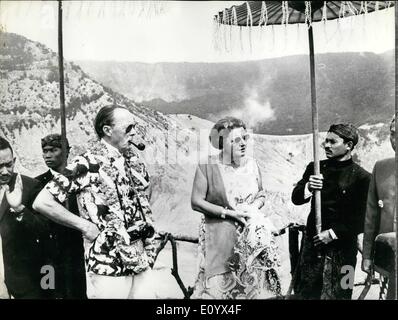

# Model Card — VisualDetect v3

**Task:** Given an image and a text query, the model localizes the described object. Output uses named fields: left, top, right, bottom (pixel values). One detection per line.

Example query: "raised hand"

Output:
left=4, top=173, right=23, bottom=209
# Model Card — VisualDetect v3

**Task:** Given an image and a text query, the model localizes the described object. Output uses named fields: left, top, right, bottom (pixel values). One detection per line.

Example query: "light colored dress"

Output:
left=192, top=156, right=281, bottom=299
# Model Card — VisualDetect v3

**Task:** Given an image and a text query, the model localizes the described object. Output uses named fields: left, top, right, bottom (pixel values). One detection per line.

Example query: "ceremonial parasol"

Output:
left=214, top=0, right=395, bottom=298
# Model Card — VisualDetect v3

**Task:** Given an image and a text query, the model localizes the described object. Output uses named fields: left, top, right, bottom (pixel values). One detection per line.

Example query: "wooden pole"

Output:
left=308, top=24, right=322, bottom=243
left=58, top=0, right=67, bottom=163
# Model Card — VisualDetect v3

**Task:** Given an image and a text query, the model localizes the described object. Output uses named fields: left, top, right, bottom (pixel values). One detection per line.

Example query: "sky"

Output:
left=0, top=1, right=395, bottom=63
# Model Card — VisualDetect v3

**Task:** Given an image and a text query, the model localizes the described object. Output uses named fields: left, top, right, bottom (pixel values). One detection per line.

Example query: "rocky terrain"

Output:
left=0, top=32, right=394, bottom=299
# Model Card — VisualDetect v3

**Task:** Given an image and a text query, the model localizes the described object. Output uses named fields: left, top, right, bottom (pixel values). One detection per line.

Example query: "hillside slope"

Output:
left=77, top=50, right=394, bottom=135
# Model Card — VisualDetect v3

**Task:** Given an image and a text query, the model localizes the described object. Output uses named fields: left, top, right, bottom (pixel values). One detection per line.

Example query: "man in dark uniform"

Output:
left=0, top=137, right=51, bottom=298
left=35, top=134, right=87, bottom=299
left=291, top=123, right=371, bottom=299
left=362, top=115, right=396, bottom=300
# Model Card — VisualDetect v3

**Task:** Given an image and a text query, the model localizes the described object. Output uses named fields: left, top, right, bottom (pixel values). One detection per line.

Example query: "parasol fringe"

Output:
left=283, top=21, right=288, bottom=51
left=232, top=6, right=238, bottom=26
left=282, top=1, right=289, bottom=26
left=245, top=1, right=253, bottom=53
left=249, top=25, right=253, bottom=54
left=346, top=1, right=359, bottom=16
left=229, top=24, right=233, bottom=53
left=360, top=8, right=368, bottom=42
left=222, top=8, right=229, bottom=26
left=259, top=1, right=268, bottom=27
left=322, top=17, right=328, bottom=43
left=230, top=6, right=238, bottom=53
left=246, top=1, right=253, bottom=27
left=271, top=24, right=275, bottom=50
left=213, top=15, right=221, bottom=53
left=64, top=1, right=167, bottom=20
left=218, top=22, right=224, bottom=54
left=212, top=0, right=394, bottom=55
left=305, top=1, right=312, bottom=28
left=321, top=1, right=328, bottom=23
left=359, top=1, right=365, bottom=14
left=339, top=1, right=347, bottom=19
left=222, top=9, right=229, bottom=52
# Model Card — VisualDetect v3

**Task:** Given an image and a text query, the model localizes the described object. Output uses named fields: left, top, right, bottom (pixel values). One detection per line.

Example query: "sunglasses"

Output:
left=125, top=124, right=136, bottom=134
left=231, top=134, right=250, bottom=144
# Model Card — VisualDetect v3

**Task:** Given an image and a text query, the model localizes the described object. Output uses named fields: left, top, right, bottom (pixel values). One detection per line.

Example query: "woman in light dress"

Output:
left=191, top=117, right=281, bottom=299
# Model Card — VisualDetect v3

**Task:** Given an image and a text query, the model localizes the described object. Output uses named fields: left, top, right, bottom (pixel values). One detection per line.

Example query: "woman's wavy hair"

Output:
left=209, top=117, right=246, bottom=150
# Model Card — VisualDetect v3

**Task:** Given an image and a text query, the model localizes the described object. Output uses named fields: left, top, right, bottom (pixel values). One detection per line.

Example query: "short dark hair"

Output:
left=41, top=133, right=70, bottom=150
left=209, top=117, right=247, bottom=150
left=0, top=137, right=13, bottom=155
left=328, top=123, right=359, bottom=150
left=94, top=105, right=128, bottom=138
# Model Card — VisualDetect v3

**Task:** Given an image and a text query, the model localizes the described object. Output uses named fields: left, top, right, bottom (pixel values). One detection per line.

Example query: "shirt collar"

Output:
left=327, top=157, right=353, bottom=168
left=101, top=139, right=123, bottom=159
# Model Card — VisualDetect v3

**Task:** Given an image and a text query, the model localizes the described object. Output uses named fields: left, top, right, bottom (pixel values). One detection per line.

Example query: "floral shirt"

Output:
left=45, top=140, right=156, bottom=276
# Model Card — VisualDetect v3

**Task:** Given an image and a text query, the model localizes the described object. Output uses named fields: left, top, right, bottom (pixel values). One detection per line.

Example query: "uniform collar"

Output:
left=327, top=157, right=353, bottom=168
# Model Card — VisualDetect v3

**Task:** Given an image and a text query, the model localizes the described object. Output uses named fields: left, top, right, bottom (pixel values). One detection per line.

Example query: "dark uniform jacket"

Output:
left=363, top=157, right=396, bottom=299
left=363, top=157, right=395, bottom=260
left=292, top=159, right=371, bottom=256
left=35, top=170, right=87, bottom=299
left=0, top=174, right=51, bottom=298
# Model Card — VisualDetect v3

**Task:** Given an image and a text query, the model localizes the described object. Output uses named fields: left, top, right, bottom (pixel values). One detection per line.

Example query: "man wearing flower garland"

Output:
left=33, top=105, right=157, bottom=299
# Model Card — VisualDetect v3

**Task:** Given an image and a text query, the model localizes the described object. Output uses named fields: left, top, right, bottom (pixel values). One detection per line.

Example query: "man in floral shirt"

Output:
left=33, top=105, right=157, bottom=299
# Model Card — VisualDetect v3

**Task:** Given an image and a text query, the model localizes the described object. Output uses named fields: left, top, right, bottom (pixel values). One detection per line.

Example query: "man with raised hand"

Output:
left=0, top=137, right=51, bottom=298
